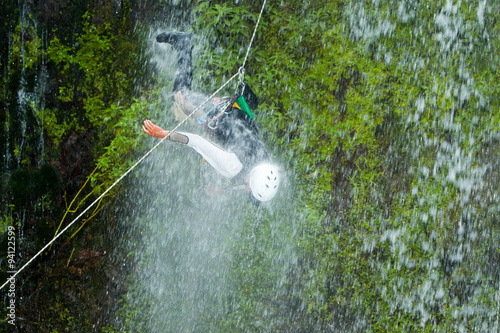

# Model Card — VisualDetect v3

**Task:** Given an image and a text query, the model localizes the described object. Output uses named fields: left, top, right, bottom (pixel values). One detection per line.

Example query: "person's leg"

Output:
left=156, top=32, right=214, bottom=126
left=156, top=32, right=193, bottom=92
left=158, top=32, right=203, bottom=123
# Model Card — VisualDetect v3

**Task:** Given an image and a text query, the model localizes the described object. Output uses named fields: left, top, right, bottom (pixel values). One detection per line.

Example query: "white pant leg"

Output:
left=179, top=132, right=243, bottom=179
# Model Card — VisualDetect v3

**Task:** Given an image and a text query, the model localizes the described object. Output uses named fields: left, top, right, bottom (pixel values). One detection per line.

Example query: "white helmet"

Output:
left=249, top=163, right=280, bottom=202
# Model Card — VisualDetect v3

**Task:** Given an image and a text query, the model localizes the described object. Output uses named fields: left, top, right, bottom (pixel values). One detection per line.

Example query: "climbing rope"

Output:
left=237, top=0, right=267, bottom=94
left=0, top=0, right=267, bottom=291
left=241, top=0, right=267, bottom=71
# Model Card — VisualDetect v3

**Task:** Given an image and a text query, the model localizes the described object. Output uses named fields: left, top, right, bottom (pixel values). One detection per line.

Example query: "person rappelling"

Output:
left=142, top=32, right=280, bottom=205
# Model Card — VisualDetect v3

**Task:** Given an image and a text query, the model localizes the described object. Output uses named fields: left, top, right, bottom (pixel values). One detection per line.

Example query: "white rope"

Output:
left=0, top=0, right=267, bottom=291
left=241, top=0, right=267, bottom=70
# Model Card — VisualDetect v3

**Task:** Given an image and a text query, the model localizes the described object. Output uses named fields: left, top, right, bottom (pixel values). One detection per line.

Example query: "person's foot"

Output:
left=173, top=91, right=196, bottom=123
left=174, top=91, right=195, bottom=112
left=156, top=32, right=192, bottom=49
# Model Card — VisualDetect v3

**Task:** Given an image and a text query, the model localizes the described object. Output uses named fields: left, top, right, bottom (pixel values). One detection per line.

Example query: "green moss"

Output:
left=188, top=0, right=500, bottom=331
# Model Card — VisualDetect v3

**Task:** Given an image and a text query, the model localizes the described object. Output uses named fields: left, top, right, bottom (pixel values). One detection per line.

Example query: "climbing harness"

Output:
left=197, top=95, right=238, bottom=130
left=198, top=92, right=256, bottom=135
left=198, top=61, right=257, bottom=132
left=0, top=0, right=267, bottom=291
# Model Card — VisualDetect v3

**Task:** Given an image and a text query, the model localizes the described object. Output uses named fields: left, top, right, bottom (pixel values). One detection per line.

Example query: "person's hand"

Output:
left=142, top=119, right=169, bottom=139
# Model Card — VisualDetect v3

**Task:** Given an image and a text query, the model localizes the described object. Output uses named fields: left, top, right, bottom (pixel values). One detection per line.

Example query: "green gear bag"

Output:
left=235, top=95, right=255, bottom=120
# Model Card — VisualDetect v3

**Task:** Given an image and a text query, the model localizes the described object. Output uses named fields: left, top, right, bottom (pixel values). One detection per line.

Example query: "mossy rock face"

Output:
left=0, top=173, right=7, bottom=199
left=33, top=164, right=61, bottom=198
left=7, top=164, right=61, bottom=206
left=7, top=167, right=33, bottom=206
left=35, top=218, right=54, bottom=245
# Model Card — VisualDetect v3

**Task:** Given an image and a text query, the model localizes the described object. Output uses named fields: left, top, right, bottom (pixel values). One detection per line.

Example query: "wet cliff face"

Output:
left=0, top=0, right=168, bottom=331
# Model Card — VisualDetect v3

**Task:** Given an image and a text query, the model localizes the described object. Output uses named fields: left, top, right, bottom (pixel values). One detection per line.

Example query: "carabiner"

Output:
left=237, top=67, right=246, bottom=95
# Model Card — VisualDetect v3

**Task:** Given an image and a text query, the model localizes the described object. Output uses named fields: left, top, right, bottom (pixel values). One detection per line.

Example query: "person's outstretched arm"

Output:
left=142, top=119, right=188, bottom=143
left=142, top=120, right=243, bottom=178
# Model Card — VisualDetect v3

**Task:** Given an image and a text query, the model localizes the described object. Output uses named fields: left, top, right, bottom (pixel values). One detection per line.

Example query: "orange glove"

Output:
left=142, top=119, right=169, bottom=139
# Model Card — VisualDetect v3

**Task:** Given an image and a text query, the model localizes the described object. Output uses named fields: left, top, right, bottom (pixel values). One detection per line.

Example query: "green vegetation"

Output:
left=1, top=0, right=499, bottom=331
left=187, top=0, right=500, bottom=331
left=0, top=0, right=153, bottom=330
